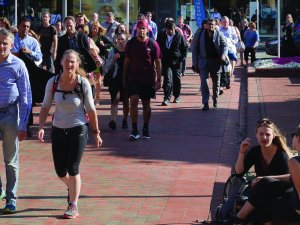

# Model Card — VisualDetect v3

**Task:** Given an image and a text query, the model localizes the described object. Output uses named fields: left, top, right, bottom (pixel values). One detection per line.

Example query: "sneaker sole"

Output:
left=129, top=135, right=140, bottom=141
left=141, top=136, right=151, bottom=139
left=63, top=212, right=79, bottom=219
left=142, top=136, right=151, bottom=139
left=2, top=209, right=17, bottom=214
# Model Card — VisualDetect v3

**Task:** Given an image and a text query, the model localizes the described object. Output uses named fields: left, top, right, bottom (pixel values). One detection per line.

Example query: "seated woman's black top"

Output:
left=289, top=156, right=300, bottom=210
left=239, top=145, right=289, bottom=176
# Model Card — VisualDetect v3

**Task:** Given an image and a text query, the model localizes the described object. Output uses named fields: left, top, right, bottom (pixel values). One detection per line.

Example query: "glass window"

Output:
left=7, top=0, right=62, bottom=29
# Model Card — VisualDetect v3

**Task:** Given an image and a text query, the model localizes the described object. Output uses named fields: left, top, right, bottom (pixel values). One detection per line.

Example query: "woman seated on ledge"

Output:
left=229, top=124, right=300, bottom=225
left=235, top=118, right=291, bottom=182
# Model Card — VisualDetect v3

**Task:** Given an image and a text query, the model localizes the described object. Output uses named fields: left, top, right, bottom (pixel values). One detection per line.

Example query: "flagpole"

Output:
left=126, top=0, right=129, bottom=31
left=15, top=0, right=17, bottom=25
left=277, top=0, right=281, bottom=57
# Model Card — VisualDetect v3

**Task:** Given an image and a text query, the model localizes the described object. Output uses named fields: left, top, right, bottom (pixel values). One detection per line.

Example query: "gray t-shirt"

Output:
left=101, top=20, right=120, bottom=41
left=42, top=75, right=95, bottom=129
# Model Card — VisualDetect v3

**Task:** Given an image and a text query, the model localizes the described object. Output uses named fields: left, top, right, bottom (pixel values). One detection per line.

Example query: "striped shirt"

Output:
left=0, top=53, right=32, bottom=131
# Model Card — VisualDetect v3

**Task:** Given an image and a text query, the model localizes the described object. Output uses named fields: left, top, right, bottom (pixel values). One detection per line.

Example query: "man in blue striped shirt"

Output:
left=0, top=28, right=32, bottom=213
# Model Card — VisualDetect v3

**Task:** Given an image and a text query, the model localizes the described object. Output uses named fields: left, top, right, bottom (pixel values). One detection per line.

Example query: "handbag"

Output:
left=103, top=65, right=115, bottom=87
left=236, top=37, right=245, bottom=53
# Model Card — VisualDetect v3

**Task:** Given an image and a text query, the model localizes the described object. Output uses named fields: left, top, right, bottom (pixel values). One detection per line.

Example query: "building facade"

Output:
left=1, top=0, right=298, bottom=36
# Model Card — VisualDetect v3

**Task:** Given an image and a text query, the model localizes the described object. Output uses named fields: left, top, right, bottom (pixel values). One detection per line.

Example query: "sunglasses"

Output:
left=257, top=119, right=273, bottom=125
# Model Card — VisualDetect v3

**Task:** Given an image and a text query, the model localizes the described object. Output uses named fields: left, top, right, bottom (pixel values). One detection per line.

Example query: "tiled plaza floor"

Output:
left=1, top=55, right=299, bottom=224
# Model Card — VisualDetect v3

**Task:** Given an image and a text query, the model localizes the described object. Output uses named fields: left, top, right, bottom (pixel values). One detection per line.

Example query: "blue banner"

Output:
left=0, top=0, right=8, bottom=6
left=194, top=0, right=206, bottom=28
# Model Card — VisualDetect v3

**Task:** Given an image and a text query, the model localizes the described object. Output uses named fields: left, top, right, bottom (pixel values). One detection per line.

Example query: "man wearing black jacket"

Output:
left=157, top=20, right=188, bottom=106
left=54, top=16, right=96, bottom=74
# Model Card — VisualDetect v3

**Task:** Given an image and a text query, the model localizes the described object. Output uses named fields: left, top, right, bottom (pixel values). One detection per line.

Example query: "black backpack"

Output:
left=215, top=173, right=253, bottom=224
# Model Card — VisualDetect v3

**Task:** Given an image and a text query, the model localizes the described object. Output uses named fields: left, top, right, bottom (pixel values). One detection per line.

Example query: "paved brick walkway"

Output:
left=2, top=56, right=298, bottom=224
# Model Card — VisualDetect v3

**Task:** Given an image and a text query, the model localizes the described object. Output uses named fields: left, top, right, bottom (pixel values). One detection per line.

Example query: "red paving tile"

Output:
left=4, top=56, right=298, bottom=224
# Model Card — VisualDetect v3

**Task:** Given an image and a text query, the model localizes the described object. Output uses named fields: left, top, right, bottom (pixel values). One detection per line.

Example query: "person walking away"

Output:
left=157, top=20, right=188, bottom=106
left=37, top=12, right=57, bottom=73
left=123, top=19, right=162, bottom=140
left=0, top=28, right=32, bottom=213
left=37, top=49, right=102, bottom=219
left=104, top=33, right=129, bottom=130
left=282, top=14, right=295, bottom=57
left=191, top=18, right=228, bottom=111
left=177, top=15, right=193, bottom=76
left=244, top=22, right=260, bottom=67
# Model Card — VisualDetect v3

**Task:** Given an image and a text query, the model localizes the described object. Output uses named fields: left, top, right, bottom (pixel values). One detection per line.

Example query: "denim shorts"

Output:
left=228, top=52, right=238, bottom=61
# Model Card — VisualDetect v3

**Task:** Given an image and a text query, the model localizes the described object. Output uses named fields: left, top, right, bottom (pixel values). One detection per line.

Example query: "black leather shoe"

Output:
left=108, top=120, right=117, bottom=130
left=202, top=104, right=209, bottom=111
left=213, top=101, right=218, bottom=108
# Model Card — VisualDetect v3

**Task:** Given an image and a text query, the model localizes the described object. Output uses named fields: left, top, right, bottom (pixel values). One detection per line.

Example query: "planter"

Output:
left=250, top=57, right=300, bottom=77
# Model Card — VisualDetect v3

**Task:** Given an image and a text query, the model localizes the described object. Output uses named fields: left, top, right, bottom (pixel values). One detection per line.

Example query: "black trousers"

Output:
left=181, top=58, right=186, bottom=75
left=51, top=124, right=88, bottom=177
left=244, top=47, right=256, bottom=63
left=162, top=64, right=182, bottom=101
left=248, top=177, right=299, bottom=223
left=220, top=66, right=230, bottom=88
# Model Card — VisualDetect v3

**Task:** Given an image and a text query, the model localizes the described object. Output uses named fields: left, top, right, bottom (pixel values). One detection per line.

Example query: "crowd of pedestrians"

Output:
left=0, top=8, right=299, bottom=224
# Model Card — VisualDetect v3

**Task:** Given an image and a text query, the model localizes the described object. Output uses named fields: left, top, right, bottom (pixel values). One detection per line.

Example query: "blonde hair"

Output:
left=77, top=24, right=90, bottom=35
left=91, top=21, right=107, bottom=36
left=62, top=49, right=86, bottom=78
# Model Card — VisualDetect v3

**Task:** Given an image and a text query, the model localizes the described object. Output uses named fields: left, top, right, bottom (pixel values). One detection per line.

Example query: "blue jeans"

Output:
left=0, top=104, right=19, bottom=201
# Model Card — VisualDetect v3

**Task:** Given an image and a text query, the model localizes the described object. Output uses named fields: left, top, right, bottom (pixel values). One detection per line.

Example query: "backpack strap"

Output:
left=105, top=21, right=115, bottom=35
left=147, top=37, right=156, bottom=64
left=79, top=76, right=85, bottom=107
left=52, top=74, right=60, bottom=97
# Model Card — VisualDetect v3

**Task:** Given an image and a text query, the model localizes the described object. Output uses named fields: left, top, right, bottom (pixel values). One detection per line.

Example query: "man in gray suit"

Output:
left=191, top=19, right=228, bottom=111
